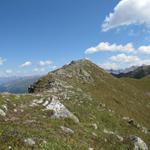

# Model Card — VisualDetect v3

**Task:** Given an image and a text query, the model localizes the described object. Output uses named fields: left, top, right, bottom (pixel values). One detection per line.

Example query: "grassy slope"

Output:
left=121, top=76, right=150, bottom=94
left=0, top=93, right=141, bottom=150
left=0, top=60, right=149, bottom=149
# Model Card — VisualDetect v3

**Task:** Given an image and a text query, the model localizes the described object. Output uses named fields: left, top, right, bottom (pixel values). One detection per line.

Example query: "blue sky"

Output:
left=0, top=0, right=150, bottom=76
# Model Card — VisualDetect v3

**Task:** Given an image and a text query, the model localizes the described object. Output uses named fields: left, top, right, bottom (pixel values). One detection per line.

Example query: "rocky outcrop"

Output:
left=129, top=136, right=148, bottom=150
left=46, top=98, right=79, bottom=123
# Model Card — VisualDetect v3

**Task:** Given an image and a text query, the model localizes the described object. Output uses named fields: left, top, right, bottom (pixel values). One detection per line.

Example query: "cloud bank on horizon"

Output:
left=0, top=59, right=56, bottom=77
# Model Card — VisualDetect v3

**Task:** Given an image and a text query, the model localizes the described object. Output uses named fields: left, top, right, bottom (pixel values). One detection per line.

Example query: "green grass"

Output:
left=0, top=60, right=149, bottom=149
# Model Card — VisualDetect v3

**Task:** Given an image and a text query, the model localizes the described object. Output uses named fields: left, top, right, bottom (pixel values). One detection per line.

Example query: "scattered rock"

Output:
left=20, top=109, right=24, bottom=113
left=116, top=135, right=124, bottom=142
left=24, top=138, right=35, bottom=146
left=0, top=109, right=6, bottom=117
left=60, top=126, right=74, bottom=134
left=43, top=100, right=49, bottom=106
left=103, top=129, right=124, bottom=142
left=92, top=132, right=97, bottom=137
left=42, top=140, right=47, bottom=144
left=100, top=103, right=106, bottom=107
left=30, top=103, right=38, bottom=107
left=14, top=109, right=17, bottom=113
left=104, top=138, right=107, bottom=142
left=91, top=123, right=98, bottom=130
left=13, top=104, right=16, bottom=107
left=88, top=148, right=94, bottom=150
left=123, top=117, right=149, bottom=134
left=2, top=105, right=7, bottom=111
left=141, top=127, right=149, bottom=134
left=24, top=120, right=36, bottom=124
left=103, top=129, right=114, bottom=135
left=37, top=99, right=44, bottom=104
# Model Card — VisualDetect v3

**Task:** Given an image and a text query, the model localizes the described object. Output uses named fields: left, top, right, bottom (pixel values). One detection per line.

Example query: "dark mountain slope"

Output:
left=113, top=65, right=150, bottom=79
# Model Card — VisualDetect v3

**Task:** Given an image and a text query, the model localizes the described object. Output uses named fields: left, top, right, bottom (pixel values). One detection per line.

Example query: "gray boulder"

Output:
left=129, top=136, right=148, bottom=150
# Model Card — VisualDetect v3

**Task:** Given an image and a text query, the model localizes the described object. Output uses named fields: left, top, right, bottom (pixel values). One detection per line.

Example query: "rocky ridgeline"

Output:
left=28, top=59, right=105, bottom=93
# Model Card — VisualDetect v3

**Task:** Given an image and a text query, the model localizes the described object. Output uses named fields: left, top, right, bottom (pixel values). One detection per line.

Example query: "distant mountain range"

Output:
left=107, top=66, right=138, bottom=75
left=0, top=76, right=41, bottom=93
left=111, top=65, right=150, bottom=79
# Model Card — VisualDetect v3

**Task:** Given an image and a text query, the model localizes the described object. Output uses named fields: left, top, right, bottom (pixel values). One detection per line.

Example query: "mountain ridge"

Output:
left=0, top=59, right=149, bottom=149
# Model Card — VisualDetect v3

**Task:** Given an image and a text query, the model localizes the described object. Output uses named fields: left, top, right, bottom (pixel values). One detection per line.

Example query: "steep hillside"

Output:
left=0, top=59, right=149, bottom=150
left=113, top=65, right=150, bottom=79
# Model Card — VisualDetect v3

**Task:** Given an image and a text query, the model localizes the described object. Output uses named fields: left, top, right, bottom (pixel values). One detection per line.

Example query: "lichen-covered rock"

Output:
left=129, top=136, right=148, bottom=150
left=46, top=98, right=79, bottom=123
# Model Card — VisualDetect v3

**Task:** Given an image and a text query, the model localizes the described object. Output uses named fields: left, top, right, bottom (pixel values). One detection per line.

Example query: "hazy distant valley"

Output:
left=0, top=76, right=41, bottom=94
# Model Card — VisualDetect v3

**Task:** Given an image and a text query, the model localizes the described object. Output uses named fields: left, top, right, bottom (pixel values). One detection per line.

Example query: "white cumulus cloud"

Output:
left=110, top=53, right=140, bottom=63
left=20, top=61, right=32, bottom=67
left=109, top=53, right=150, bottom=68
left=85, top=42, right=134, bottom=54
left=138, top=45, right=150, bottom=54
left=102, top=0, right=150, bottom=31
left=39, top=60, right=52, bottom=66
